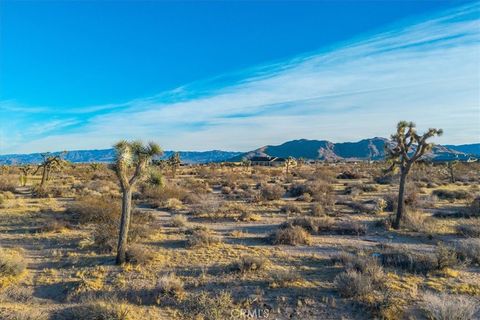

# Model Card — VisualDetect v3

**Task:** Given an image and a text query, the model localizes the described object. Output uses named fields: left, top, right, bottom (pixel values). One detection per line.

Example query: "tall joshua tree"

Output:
left=386, top=121, right=442, bottom=229
left=285, top=156, right=296, bottom=175
left=34, top=152, right=67, bottom=187
left=113, top=140, right=162, bottom=264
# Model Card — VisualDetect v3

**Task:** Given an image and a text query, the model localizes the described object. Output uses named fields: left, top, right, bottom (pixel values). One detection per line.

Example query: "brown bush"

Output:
left=456, top=220, right=480, bottom=237
left=232, top=256, right=267, bottom=274
left=186, top=227, right=221, bottom=248
left=281, top=216, right=333, bottom=234
left=271, top=225, right=311, bottom=245
left=125, top=244, right=155, bottom=265
left=421, top=292, right=479, bottom=320
left=52, top=299, right=130, bottom=320
left=260, top=184, right=285, bottom=201
left=334, top=269, right=373, bottom=298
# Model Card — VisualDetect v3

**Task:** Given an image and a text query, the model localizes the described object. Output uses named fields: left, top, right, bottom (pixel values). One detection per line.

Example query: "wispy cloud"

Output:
left=1, top=2, right=479, bottom=154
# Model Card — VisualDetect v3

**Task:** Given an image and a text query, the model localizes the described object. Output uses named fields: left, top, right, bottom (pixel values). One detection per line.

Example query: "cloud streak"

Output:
left=1, top=2, right=479, bottom=154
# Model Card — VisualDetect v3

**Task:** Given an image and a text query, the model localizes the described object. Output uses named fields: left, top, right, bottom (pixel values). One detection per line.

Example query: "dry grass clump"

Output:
left=170, top=214, right=188, bottom=228
left=125, top=244, right=155, bottom=265
left=53, top=299, right=131, bottom=320
left=181, top=291, right=235, bottom=320
left=68, top=195, right=119, bottom=224
left=456, top=219, right=480, bottom=237
left=260, top=184, right=285, bottom=201
left=271, top=225, right=311, bottom=245
left=281, top=216, right=334, bottom=234
left=238, top=210, right=261, bottom=222
left=454, top=238, right=480, bottom=264
left=231, top=255, right=267, bottom=274
left=37, top=217, right=67, bottom=233
left=331, top=252, right=385, bottom=284
left=334, top=269, right=374, bottom=298
left=0, top=248, right=26, bottom=281
left=0, top=307, right=48, bottom=320
left=433, top=189, right=472, bottom=201
left=186, top=227, right=221, bottom=248
left=377, top=245, right=438, bottom=274
left=155, top=273, right=184, bottom=298
left=420, top=292, right=479, bottom=320
left=279, top=203, right=302, bottom=214
left=269, top=269, right=301, bottom=287
left=334, top=220, right=367, bottom=235
left=0, top=177, right=16, bottom=193
left=189, top=194, right=223, bottom=217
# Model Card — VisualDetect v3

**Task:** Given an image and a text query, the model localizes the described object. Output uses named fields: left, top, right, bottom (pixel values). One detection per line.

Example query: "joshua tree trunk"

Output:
left=40, top=167, right=48, bottom=187
left=116, top=187, right=132, bottom=264
left=449, top=167, right=455, bottom=183
left=393, top=168, right=407, bottom=229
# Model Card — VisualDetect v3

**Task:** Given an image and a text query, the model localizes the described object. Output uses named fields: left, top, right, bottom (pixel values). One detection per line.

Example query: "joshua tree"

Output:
left=34, top=152, right=67, bottom=187
left=113, top=140, right=162, bottom=264
left=285, top=156, right=296, bottom=175
left=385, top=121, right=443, bottom=229
left=19, top=165, right=33, bottom=187
left=446, top=160, right=459, bottom=183
left=241, top=158, right=251, bottom=172
left=168, top=152, right=181, bottom=178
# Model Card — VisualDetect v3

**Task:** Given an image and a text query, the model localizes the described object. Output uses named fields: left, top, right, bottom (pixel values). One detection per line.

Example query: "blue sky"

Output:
left=0, top=1, right=479, bottom=153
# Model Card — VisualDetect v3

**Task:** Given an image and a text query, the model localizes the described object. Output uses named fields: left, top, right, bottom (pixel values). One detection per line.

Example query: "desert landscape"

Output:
left=0, top=127, right=479, bottom=319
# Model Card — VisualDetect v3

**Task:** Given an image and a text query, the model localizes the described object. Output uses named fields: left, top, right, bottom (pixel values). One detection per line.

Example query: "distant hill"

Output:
left=445, top=143, right=480, bottom=156
left=0, top=149, right=242, bottom=165
left=231, top=138, right=478, bottom=162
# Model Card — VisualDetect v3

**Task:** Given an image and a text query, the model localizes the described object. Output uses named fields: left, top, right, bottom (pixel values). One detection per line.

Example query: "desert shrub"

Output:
left=433, top=189, right=472, bottom=201
left=260, top=184, right=284, bottom=201
left=310, top=202, right=327, bottom=216
left=334, top=269, right=373, bottom=298
left=456, top=220, right=480, bottom=237
left=421, top=292, right=479, bottom=320
left=238, top=211, right=261, bottom=222
left=374, top=174, right=395, bottom=185
left=164, top=198, right=183, bottom=211
left=337, top=171, right=361, bottom=179
left=454, top=238, right=480, bottom=264
left=271, top=225, right=311, bottom=245
left=465, top=196, right=480, bottom=217
left=279, top=203, right=301, bottom=214
left=68, top=195, right=119, bottom=224
left=297, top=193, right=312, bottom=202
left=125, top=244, right=155, bottom=265
left=281, top=216, right=333, bottom=234
left=287, top=183, right=308, bottom=197
left=401, top=210, right=436, bottom=233
left=31, top=186, right=51, bottom=198
left=334, top=220, right=367, bottom=235
left=269, top=269, right=301, bottom=287
left=189, top=194, right=223, bottom=217
left=171, top=215, right=188, bottom=228
left=53, top=300, right=131, bottom=320
left=155, top=273, right=184, bottom=298
left=331, top=252, right=385, bottom=285
left=304, top=181, right=335, bottom=206
left=181, top=291, right=234, bottom=320
left=435, top=244, right=459, bottom=270
left=37, top=218, right=67, bottom=233
left=142, top=183, right=189, bottom=204
left=186, top=227, right=221, bottom=248
left=232, top=256, right=266, bottom=274
left=221, top=186, right=232, bottom=195
left=0, top=308, right=48, bottom=320
left=377, top=245, right=437, bottom=274
left=346, top=199, right=386, bottom=215
left=0, top=177, right=16, bottom=193
left=0, top=248, right=26, bottom=279
left=180, top=177, right=211, bottom=195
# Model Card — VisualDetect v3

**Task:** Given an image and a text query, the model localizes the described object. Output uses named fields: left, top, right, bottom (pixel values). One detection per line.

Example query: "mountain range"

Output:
left=0, top=138, right=478, bottom=165
left=232, top=138, right=479, bottom=162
